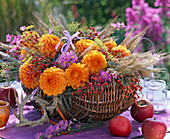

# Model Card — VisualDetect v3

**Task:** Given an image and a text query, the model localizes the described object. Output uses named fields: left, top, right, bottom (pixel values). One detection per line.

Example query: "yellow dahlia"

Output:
left=19, top=64, right=39, bottom=89
left=104, top=40, right=117, bottom=51
left=39, top=67, right=66, bottom=96
left=111, top=45, right=131, bottom=58
left=81, top=50, right=107, bottom=73
left=65, top=63, right=89, bottom=89
left=38, top=34, right=64, bottom=57
left=74, top=39, right=99, bottom=54
left=21, top=31, right=39, bottom=49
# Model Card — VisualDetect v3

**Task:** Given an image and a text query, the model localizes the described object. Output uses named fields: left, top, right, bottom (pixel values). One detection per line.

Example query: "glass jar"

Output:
left=0, top=100, right=10, bottom=130
left=147, top=80, right=167, bottom=113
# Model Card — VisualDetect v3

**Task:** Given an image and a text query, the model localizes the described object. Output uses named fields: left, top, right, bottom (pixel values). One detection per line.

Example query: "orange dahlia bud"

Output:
left=111, top=45, right=131, bottom=58
left=103, top=40, right=117, bottom=51
left=74, top=39, right=99, bottom=54
left=39, top=67, right=67, bottom=96
left=81, top=50, right=107, bottom=73
left=38, top=34, right=64, bottom=57
left=65, top=63, right=89, bottom=89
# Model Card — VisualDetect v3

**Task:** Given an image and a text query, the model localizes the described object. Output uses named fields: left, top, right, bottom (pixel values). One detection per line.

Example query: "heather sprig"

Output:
left=125, top=0, right=164, bottom=50
left=6, top=34, right=22, bottom=46
left=34, top=118, right=104, bottom=139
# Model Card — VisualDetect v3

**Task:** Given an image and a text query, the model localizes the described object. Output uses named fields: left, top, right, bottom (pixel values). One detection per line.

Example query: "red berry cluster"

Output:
left=20, top=31, right=39, bottom=48
left=27, top=64, right=38, bottom=79
left=111, top=49, right=126, bottom=59
left=29, top=53, right=57, bottom=77
left=116, top=73, right=142, bottom=103
left=97, top=49, right=110, bottom=60
left=78, top=27, right=98, bottom=40
left=72, top=73, right=110, bottom=99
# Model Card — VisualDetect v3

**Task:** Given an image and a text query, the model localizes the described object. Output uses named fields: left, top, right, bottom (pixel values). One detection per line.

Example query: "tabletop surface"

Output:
left=0, top=81, right=170, bottom=139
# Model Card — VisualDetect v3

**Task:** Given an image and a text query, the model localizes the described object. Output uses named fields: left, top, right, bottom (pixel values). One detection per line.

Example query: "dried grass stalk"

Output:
left=109, top=51, right=164, bottom=78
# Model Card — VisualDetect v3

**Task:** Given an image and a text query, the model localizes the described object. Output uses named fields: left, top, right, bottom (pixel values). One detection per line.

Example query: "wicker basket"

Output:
left=22, top=78, right=135, bottom=122
left=59, top=81, right=135, bottom=122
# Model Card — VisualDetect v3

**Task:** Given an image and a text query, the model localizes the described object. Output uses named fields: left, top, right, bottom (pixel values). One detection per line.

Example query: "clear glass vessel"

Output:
left=147, top=80, right=167, bottom=113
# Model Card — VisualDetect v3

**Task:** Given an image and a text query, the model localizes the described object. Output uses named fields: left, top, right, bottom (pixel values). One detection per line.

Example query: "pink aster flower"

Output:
left=34, top=132, right=44, bottom=139
left=100, top=70, right=112, bottom=82
left=49, top=27, right=53, bottom=34
left=6, top=34, right=12, bottom=42
left=52, top=124, right=59, bottom=133
left=45, top=125, right=53, bottom=138
left=59, top=51, right=78, bottom=68
left=111, top=22, right=126, bottom=30
left=9, top=47, right=17, bottom=53
left=20, top=26, right=26, bottom=31
left=112, top=71, right=117, bottom=79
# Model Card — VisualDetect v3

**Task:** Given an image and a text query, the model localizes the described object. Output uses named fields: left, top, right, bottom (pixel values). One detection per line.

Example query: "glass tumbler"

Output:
left=147, top=80, right=167, bottom=113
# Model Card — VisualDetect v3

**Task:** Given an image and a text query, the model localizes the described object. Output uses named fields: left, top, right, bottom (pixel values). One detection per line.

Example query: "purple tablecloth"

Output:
left=0, top=82, right=170, bottom=139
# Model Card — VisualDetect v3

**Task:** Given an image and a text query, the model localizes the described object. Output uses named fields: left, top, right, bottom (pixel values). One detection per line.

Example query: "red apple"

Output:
left=109, top=116, right=132, bottom=137
left=0, top=86, right=18, bottom=106
left=142, top=118, right=167, bottom=139
left=130, top=98, right=154, bottom=122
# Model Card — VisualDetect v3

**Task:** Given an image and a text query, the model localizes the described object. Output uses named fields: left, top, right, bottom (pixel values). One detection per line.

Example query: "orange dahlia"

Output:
left=81, top=50, right=107, bottom=73
left=21, top=31, right=39, bottom=49
left=38, top=34, right=64, bottom=57
left=19, top=64, right=39, bottom=89
left=39, top=67, right=67, bottom=96
left=74, top=39, right=99, bottom=54
left=104, top=40, right=117, bottom=51
left=65, top=63, right=89, bottom=89
left=111, top=45, right=131, bottom=58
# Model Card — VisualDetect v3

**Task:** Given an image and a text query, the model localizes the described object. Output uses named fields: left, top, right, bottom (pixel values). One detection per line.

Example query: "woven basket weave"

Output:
left=22, top=79, right=135, bottom=122
left=59, top=81, right=135, bottom=122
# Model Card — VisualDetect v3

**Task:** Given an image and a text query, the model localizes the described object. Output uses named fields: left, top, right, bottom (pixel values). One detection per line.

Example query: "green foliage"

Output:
left=0, top=0, right=156, bottom=41
left=0, top=0, right=37, bottom=41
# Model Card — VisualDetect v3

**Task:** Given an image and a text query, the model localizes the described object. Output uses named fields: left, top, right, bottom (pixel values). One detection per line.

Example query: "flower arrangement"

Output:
left=0, top=9, right=166, bottom=129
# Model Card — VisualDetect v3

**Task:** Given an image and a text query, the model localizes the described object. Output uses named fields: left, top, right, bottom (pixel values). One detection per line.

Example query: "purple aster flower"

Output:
left=10, top=36, right=17, bottom=45
left=12, top=53, right=17, bottom=57
left=59, top=51, right=78, bottom=68
left=18, top=53, right=25, bottom=61
left=60, top=120, right=69, bottom=130
left=74, top=123, right=81, bottom=129
left=58, top=120, right=64, bottom=127
left=34, top=132, right=44, bottom=139
left=100, top=70, right=112, bottom=82
left=4, top=69, right=8, bottom=76
left=49, top=27, right=53, bottom=34
left=45, top=124, right=53, bottom=136
left=20, top=26, right=26, bottom=31
left=68, top=120, right=72, bottom=126
left=16, top=35, right=22, bottom=46
left=9, top=47, right=17, bottom=53
left=70, top=51, right=78, bottom=63
left=52, top=124, right=60, bottom=133
left=45, top=132, right=53, bottom=139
